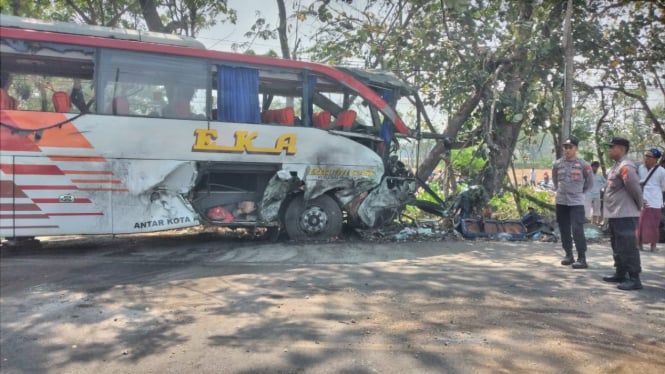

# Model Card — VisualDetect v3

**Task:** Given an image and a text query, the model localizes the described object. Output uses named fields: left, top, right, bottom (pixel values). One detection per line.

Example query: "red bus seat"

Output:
left=111, top=96, right=129, bottom=115
left=174, top=100, right=191, bottom=117
left=0, top=88, right=17, bottom=109
left=312, top=111, right=331, bottom=129
left=334, top=110, right=356, bottom=130
left=261, top=108, right=294, bottom=126
left=52, top=91, right=71, bottom=112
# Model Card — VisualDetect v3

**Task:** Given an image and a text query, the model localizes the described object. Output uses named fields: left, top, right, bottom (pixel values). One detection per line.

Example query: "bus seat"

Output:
left=312, top=111, right=331, bottom=129
left=111, top=96, right=129, bottom=115
left=174, top=100, right=191, bottom=117
left=261, top=108, right=294, bottom=126
left=163, top=100, right=191, bottom=118
left=276, top=107, right=294, bottom=125
left=52, top=91, right=71, bottom=112
left=334, top=110, right=357, bottom=130
left=0, top=88, right=17, bottom=109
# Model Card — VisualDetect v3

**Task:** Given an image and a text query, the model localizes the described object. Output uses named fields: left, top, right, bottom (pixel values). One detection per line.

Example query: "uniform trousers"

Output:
left=556, top=204, right=587, bottom=257
left=609, top=217, right=641, bottom=275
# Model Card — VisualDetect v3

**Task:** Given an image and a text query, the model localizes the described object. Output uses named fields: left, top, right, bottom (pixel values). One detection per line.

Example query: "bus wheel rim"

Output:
left=299, top=206, right=328, bottom=234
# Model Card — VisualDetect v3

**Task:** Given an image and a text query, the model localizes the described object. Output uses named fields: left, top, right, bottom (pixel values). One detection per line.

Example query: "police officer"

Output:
left=552, top=136, right=594, bottom=268
left=602, top=137, right=644, bottom=290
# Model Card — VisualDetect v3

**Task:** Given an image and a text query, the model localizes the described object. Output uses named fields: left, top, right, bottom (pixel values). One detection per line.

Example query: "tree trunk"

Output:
left=484, top=110, right=524, bottom=196
left=561, top=0, right=574, bottom=140
left=139, top=0, right=167, bottom=33
left=276, top=0, right=291, bottom=60
left=415, top=79, right=491, bottom=182
left=481, top=0, right=533, bottom=197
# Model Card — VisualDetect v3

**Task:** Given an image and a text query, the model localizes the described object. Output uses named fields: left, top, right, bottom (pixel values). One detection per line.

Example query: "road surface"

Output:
left=1, top=231, right=664, bottom=373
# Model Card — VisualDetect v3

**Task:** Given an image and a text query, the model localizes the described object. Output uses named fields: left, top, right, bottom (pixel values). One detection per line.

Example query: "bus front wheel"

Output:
left=284, top=194, right=342, bottom=241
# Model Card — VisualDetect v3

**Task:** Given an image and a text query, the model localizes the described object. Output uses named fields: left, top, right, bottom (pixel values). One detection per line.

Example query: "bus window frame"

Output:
left=96, top=48, right=208, bottom=119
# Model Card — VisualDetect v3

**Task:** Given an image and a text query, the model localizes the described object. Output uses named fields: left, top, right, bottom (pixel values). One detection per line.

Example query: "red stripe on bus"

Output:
left=49, top=156, right=107, bottom=162
left=77, top=188, right=129, bottom=192
left=62, top=170, right=113, bottom=175
left=31, top=198, right=92, bottom=204
left=71, top=179, right=122, bottom=184
left=18, top=185, right=78, bottom=190
left=0, top=111, right=94, bottom=149
left=0, top=180, right=28, bottom=198
left=0, top=225, right=59, bottom=229
left=0, top=122, right=41, bottom=152
left=0, top=164, right=64, bottom=175
left=0, top=203, right=42, bottom=211
left=0, top=214, right=49, bottom=219
left=46, top=212, right=103, bottom=217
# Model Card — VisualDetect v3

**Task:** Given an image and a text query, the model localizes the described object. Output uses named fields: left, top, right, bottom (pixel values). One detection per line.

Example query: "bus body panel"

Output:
left=1, top=16, right=419, bottom=240
left=1, top=112, right=386, bottom=237
left=0, top=154, right=113, bottom=237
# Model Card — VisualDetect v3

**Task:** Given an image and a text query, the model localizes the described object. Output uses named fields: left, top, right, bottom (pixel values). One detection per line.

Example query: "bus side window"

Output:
left=257, top=69, right=305, bottom=126
left=99, top=49, right=207, bottom=119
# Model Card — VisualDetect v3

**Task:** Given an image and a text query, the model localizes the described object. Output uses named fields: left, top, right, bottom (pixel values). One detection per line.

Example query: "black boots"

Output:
left=561, top=252, right=587, bottom=268
left=572, top=257, right=588, bottom=269
left=617, top=274, right=643, bottom=291
left=561, top=254, right=574, bottom=266
left=602, top=271, right=626, bottom=283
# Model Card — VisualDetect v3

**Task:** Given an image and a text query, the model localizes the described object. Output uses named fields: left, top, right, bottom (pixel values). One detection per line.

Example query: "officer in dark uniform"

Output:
left=552, top=136, right=594, bottom=268
left=602, top=137, right=644, bottom=290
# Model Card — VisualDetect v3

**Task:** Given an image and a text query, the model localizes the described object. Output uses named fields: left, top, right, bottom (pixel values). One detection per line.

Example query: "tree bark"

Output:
left=139, top=0, right=167, bottom=33
left=482, top=0, right=533, bottom=196
left=561, top=0, right=574, bottom=140
left=415, top=79, right=492, bottom=182
left=276, top=0, right=291, bottom=60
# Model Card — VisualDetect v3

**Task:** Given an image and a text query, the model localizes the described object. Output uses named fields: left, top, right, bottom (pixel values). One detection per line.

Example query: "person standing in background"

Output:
left=637, top=148, right=665, bottom=252
left=585, top=161, right=606, bottom=225
left=602, top=137, right=643, bottom=290
left=552, top=136, right=594, bottom=269
left=530, top=167, right=536, bottom=187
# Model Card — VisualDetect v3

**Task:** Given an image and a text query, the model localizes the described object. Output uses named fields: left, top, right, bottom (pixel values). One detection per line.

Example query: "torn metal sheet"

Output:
left=303, top=164, right=383, bottom=205
left=118, top=160, right=198, bottom=195
left=111, top=160, right=199, bottom=233
left=356, top=177, right=416, bottom=228
left=260, top=171, right=298, bottom=222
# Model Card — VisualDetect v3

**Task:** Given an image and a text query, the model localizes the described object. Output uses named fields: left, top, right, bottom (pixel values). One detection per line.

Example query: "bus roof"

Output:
left=339, top=67, right=418, bottom=97
left=0, top=14, right=206, bottom=49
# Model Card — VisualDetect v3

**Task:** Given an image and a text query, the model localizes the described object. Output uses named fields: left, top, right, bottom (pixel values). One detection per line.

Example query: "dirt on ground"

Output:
left=1, top=230, right=664, bottom=373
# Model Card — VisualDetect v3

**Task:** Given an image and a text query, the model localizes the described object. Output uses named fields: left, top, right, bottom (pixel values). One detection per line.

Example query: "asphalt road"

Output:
left=1, top=232, right=664, bottom=373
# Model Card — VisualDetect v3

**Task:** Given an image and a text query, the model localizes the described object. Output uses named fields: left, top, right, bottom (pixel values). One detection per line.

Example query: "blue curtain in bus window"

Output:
left=380, top=89, right=393, bottom=144
left=305, top=75, right=317, bottom=125
left=217, top=66, right=260, bottom=123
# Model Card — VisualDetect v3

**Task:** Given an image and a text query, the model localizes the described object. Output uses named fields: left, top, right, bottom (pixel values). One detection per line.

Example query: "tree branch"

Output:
left=592, top=85, right=665, bottom=143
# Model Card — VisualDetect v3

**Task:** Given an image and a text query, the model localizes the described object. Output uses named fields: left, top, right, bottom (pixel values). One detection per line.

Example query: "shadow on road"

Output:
left=1, top=231, right=664, bottom=373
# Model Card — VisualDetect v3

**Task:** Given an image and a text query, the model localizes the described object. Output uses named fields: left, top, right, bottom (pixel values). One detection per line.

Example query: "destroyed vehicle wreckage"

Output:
left=1, top=15, right=455, bottom=243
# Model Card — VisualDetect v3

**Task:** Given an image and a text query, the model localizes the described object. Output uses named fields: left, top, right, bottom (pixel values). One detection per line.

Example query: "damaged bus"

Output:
left=0, top=15, right=423, bottom=242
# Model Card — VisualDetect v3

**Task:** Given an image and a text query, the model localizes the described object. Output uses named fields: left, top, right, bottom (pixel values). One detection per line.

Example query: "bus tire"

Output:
left=284, top=194, right=342, bottom=241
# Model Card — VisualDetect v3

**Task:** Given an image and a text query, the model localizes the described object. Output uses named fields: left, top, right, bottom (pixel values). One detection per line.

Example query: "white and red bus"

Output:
left=0, top=15, right=424, bottom=242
